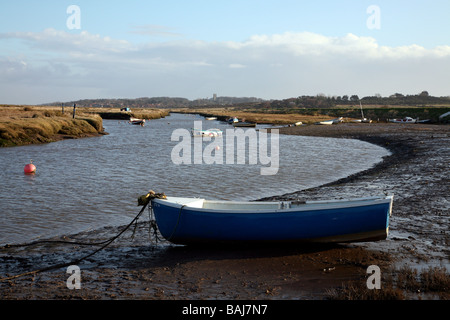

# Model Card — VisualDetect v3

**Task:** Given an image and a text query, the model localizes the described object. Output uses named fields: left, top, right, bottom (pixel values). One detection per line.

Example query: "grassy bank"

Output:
left=0, top=106, right=106, bottom=147
left=173, top=105, right=450, bottom=125
left=173, top=108, right=327, bottom=125
left=0, top=105, right=170, bottom=147
left=81, top=107, right=170, bottom=120
left=327, top=265, right=450, bottom=300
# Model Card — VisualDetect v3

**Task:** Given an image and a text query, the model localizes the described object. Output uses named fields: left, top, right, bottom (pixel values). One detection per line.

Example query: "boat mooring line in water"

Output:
left=0, top=191, right=167, bottom=282
left=167, top=204, right=186, bottom=242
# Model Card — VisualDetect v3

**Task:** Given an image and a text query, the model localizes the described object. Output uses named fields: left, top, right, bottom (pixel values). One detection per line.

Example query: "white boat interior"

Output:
left=154, top=196, right=393, bottom=213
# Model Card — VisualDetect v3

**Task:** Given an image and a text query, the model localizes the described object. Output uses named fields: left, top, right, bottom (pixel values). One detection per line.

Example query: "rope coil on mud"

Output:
left=0, top=190, right=166, bottom=282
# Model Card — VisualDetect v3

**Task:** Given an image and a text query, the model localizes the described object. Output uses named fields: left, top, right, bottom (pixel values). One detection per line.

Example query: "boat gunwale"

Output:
left=152, top=195, right=394, bottom=214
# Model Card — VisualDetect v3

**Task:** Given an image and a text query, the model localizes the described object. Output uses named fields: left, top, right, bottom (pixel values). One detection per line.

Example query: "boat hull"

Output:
left=130, top=117, right=145, bottom=125
left=232, top=122, right=256, bottom=128
left=151, top=196, right=393, bottom=245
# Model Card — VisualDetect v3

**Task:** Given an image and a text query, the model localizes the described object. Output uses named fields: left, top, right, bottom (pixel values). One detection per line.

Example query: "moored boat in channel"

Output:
left=150, top=195, right=394, bottom=245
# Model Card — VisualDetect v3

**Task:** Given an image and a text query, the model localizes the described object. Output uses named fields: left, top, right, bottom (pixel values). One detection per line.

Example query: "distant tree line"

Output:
left=249, top=91, right=449, bottom=110
left=45, top=96, right=264, bottom=109
left=44, top=91, right=449, bottom=110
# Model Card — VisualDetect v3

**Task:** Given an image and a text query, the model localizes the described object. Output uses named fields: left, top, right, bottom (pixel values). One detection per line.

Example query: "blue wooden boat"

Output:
left=151, top=195, right=394, bottom=245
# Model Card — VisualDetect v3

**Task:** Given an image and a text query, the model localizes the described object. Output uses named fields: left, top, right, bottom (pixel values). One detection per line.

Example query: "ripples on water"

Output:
left=0, top=113, right=390, bottom=245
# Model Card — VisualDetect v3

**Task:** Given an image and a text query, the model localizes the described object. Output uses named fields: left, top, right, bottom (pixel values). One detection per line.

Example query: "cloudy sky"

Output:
left=1, top=0, right=449, bottom=105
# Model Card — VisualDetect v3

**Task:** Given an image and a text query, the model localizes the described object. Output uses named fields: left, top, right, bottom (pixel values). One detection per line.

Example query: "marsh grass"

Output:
left=176, top=105, right=450, bottom=124
left=83, top=107, right=170, bottom=120
left=0, top=106, right=105, bottom=147
left=131, top=109, right=170, bottom=120
left=178, top=108, right=330, bottom=124
left=0, top=105, right=171, bottom=147
left=326, top=266, right=450, bottom=300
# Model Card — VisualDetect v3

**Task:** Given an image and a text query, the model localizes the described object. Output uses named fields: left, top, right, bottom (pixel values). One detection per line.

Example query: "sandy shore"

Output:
left=0, top=122, right=448, bottom=301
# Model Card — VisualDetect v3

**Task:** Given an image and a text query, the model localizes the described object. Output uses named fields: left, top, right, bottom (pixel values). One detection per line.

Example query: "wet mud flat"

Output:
left=0, top=226, right=393, bottom=300
left=0, top=123, right=449, bottom=300
left=274, top=123, right=449, bottom=271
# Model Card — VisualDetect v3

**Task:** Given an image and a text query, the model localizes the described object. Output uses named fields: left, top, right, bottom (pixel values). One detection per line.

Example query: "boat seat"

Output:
left=183, top=199, right=204, bottom=208
left=202, top=201, right=284, bottom=211
left=279, top=202, right=291, bottom=209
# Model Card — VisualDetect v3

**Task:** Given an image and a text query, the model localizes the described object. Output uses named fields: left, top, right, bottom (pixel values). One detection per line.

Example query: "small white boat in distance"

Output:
left=352, top=118, right=372, bottom=123
left=206, top=117, right=217, bottom=120
left=227, top=117, right=239, bottom=124
left=315, top=117, right=342, bottom=125
left=129, top=117, right=146, bottom=125
left=352, top=102, right=372, bottom=123
left=389, top=117, right=417, bottom=123
left=439, top=111, right=450, bottom=121
left=191, top=128, right=223, bottom=137
left=317, top=120, right=334, bottom=125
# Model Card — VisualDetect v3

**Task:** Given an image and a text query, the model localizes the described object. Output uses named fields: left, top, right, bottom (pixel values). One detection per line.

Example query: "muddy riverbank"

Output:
left=274, top=122, right=449, bottom=273
left=0, top=122, right=448, bottom=301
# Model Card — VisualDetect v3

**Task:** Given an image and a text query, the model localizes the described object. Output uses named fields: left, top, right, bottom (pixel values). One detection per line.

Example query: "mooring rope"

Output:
left=0, top=190, right=166, bottom=282
left=167, top=204, right=185, bottom=242
left=148, top=205, right=161, bottom=245
left=2, top=237, right=114, bottom=249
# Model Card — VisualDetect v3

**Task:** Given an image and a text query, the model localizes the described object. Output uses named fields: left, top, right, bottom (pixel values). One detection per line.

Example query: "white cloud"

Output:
left=0, top=28, right=132, bottom=56
left=229, top=64, right=246, bottom=69
left=1, top=29, right=449, bottom=104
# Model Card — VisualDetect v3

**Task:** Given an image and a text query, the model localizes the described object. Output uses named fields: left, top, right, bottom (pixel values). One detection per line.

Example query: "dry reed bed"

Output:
left=327, top=266, right=450, bottom=300
left=82, top=107, right=170, bottom=120
left=0, top=106, right=170, bottom=147
left=0, top=106, right=104, bottom=147
left=174, top=108, right=336, bottom=124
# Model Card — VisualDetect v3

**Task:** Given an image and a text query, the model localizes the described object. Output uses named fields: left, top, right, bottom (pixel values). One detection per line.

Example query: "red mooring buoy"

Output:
left=24, top=160, right=36, bottom=174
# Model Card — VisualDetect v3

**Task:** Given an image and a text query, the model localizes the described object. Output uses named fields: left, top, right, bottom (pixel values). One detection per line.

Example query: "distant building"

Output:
left=213, top=94, right=217, bottom=102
